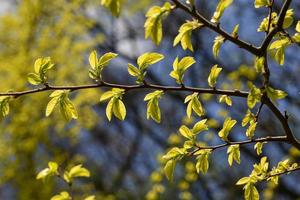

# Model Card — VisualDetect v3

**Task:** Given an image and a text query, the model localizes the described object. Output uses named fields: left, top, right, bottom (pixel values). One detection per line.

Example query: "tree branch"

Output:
left=190, top=136, right=288, bottom=155
left=0, top=81, right=249, bottom=98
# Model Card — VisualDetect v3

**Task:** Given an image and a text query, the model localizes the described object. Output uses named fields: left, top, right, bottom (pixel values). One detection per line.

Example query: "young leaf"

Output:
left=184, top=93, right=205, bottom=118
left=254, top=142, right=266, bottom=156
left=179, top=125, right=194, bottom=140
left=195, top=150, right=211, bottom=174
left=192, top=119, right=208, bottom=134
left=244, top=183, right=259, bottom=200
left=164, top=159, right=176, bottom=182
left=266, top=86, right=287, bottom=101
left=144, top=90, right=163, bottom=123
left=208, top=65, right=222, bottom=87
left=213, top=35, right=225, bottom=58
left=246, top=121, right=257, bottom=139
left=254, top=56, right=265, bottom=73
left=63, top=164, right=90, bottom=183
left=254, top=0, right=271, bottom=8
left=227, top=144, right=241, bottom=166
left=101, top=0, right=121, bottom=17
left=247, top=84, right=261, bottom=109
left=100, top=88, right=126, bottom=121
left=0, top=96, right=10, bottom=117
left=219, top=95, right=232, bottom=106
left=211, top=0, right=234, bottom=23
left=36, top=161, right=59, bottom=180
left=242, top=110, right=255, bottom=127
left=51, top=191, right=71, bottom=200
left=170, top=56, right=196, bottom=84
left=173, top=20, right=202, bottom=51
left=218, top=117, right=237, bottom=141
left=144, top=2, right=172, bottom=45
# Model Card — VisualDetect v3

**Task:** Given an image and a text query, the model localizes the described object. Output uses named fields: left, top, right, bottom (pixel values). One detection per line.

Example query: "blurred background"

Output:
left=0, top=0, right=300, bottom=199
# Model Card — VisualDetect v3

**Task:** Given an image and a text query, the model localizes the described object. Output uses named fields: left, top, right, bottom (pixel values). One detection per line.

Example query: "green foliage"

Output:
left=254, top=57, right=265, bottom=73
left=195, top=149, right=211, bottom=174
left=0, top=96, right=11, bottom=117
left=218, top=117, right=237, bottom=141
left=51, top=191, right=71, bottom=200
left=89, top=51, right=118, bottom=80
left=254, top=0, right=271, bottom=8
left=213, top=35, right=225, bottom=58
left=211, top=0, right=234, bottom=23
left=144, top=90, right=164, bottom=123
left=227, top=144, right=241, bottom=166
left=100, top=88, right=126, bottom=121
left=247, top=83, right=261, bottom=109
left=254, top=142, right=266, bottom=156
left=144, top=2, right=172, bottom=45
left=170, top=56, right=196, bottom=84
left=266, top=86, right=287, bottom=101
left=128, top=52, right=164, bottom=84
left=219, top=95, right=232, bottom=106
left=173, top=20, right=202, bottom=51
left=242, top=110, right=255, bottom=127
left=36, top=162, right=59, bottom=180
left=184, top=93, right=205, bottom=118
left=208, top=65, right=222, bottom=87
left=269, top=37, right=291, bottom=65
left=101, top=0, right=121, bottom=17
left=63, top=164, right=90, bottom=183
left=246, top=121, right=257, bottom=139
left=28, top=57, right=55, bottom=85
left=46, top=90, right=78, bottom=121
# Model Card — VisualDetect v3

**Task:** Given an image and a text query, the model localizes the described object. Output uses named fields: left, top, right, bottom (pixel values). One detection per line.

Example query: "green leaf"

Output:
left=283, top=9, right=294, bottom=29
left=64, top=164, right=90, bottom=183
left=164, top=159, right=176, bottom=182
left=254, top=142, right=266, bottom=156
left=236, top=177, right=250, bottom=185
left=179, top=125, right=194, bottom=140
left=170, top=56, right=196, bottom=84
left=84, top=196, right=96, bottom=200
left=113, top=99, right=126, bottom=120
left=219, top=95, right=232, bottom=106
left=244, top=183, right=259, bottom=200
left=27, top=73, right=43, bottom=85
left=208, top=65, right=222, bottom=87
left=45, top=97, right=59, bottom=117
left=51, top=191, right=71, bottom=200
left=101, top=0, right=121, bottom=17
left=211, top=0, right=234, bottom=23
left=144, top=90, right=163, bottom=123
left=0, top=96, right=10, bottom=117
left=89, top=50, right=98, bottom=69
left=106, top=98, right=114, bottom=121
left=254, top=57, right=265, bottom=73
left=127, top=63, right=140, bottom=77
left=195, top=150, right=211, bottom=174
left=246, top=121, right=257, bottom=139
left=162, top=147, right=185, bottom=161
left=227, top=144, right=240, bottom=166
left=242, top=110, right=255, bottom=127
left=144, top=2, right=172, bottom=45
left=213, top=35, right=225, bottom=58
left=296, top=21, right=300, bottom=32
left=218, top=117, right=237, bottom=141
left=192, top=119, right=208, bottom=134
left=184, top=93, right=205, bottom=118
left=266, top=86, right=287, bottom=101
left=137, top=52, right=164, bottom=70
left=254, top=0, right=271, bottom=8
left=36, top=161, right=59, bottom=180
left=99, top=52, right=118, bottom=66
left=247, top=84, right=261, bottom=109
left=231, top=24, right=239, bottom=37
left=173, top=20, right=202, bottom=51
left=60, top=97, right=78, bottom=121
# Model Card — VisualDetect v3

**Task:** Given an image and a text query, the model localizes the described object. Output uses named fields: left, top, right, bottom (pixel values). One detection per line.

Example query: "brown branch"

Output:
left=190, top=136, right=288, bottom=155
left=0, top=81, right=249, bottom=98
